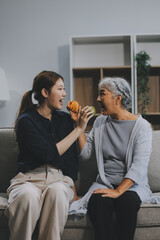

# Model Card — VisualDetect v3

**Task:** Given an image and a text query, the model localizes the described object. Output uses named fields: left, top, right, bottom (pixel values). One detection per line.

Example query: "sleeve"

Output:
left=124, top=123, right=152, bottom=184
left=16, top=117, right=60, bottom=164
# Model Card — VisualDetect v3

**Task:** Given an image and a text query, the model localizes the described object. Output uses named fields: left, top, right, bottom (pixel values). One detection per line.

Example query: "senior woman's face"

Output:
left=97, top=88, right=117, bottom=115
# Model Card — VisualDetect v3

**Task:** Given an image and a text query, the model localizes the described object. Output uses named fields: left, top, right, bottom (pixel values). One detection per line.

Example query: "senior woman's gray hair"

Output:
left=99, top=77, right=132, bottom=109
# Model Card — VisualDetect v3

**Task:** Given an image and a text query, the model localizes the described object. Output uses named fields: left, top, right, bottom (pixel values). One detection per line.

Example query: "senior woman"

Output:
left=69, top=77, right=152, bottom=240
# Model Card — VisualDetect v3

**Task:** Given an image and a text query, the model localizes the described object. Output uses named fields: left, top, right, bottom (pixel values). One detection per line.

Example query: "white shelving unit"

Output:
left=70, top=34, right=160, bottom=130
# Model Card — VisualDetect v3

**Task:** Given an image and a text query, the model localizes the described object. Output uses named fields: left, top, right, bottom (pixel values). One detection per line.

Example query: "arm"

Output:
left=124, top=123, right=152, bottom=184
left=77, top=131, right=87, bottom=152
left=69, top=106, right=89, bottom=153
left=56, top=107, right=93, bottom=155
left=56, top=126, right=83, bottom=155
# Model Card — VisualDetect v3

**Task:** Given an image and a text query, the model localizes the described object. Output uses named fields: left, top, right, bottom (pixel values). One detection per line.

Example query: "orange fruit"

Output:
left=67, top=100, right=79, bottom=113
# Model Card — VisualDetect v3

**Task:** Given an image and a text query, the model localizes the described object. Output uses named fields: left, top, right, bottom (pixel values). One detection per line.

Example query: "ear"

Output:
left=41, top=88, right=49, bottom=98
left=115, top=95, right=122, bottom=105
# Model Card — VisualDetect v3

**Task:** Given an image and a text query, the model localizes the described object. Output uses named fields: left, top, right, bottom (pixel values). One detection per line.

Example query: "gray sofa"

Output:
left=0, top=128, right=160, bottom=240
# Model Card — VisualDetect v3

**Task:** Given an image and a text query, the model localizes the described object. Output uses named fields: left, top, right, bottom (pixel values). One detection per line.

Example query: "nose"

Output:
left=97, top=95, right=101, bottom=102
left=63, top=89, right=67, bottom=97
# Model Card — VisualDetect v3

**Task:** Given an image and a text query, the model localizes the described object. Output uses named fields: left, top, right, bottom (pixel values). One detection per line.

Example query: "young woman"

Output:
left=69, top=77, right=152, bottom=240
left=5, top=70, right=94, bottom=240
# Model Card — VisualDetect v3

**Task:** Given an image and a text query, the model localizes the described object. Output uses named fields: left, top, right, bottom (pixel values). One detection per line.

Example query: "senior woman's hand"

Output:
left=93, top=188, right=121, bottom=198
left=93, top=179, right=135, bottom=198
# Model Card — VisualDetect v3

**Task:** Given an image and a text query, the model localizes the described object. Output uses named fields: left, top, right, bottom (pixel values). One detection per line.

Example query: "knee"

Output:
left=117, top=191, right=141, bottom=211
left=18, top=188, right=41, bottom=210
left=89, top=193, right=112, bottom=206
left=46, top=182, right=68, bottom=202
left=88, top=193, right=112, bottom=212
left=89, top=193, right=103, bottom=205
left=8, top=188, right=41, bottom=219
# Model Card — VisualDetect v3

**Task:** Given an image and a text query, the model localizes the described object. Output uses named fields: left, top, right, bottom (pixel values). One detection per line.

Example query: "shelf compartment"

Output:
left=73, top=68, right=101, bottom=113
left=71, top=35, right=132, bottom=68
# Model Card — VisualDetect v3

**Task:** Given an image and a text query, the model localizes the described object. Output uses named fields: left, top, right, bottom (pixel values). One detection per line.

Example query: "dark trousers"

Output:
left=88, top=191, right=141, bottom=240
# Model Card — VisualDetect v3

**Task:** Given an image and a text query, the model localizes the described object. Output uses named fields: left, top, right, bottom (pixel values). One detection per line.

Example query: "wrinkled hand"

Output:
left=93, top=188, right=121, bottom=198
left=78, top=106, right=94, bottom=131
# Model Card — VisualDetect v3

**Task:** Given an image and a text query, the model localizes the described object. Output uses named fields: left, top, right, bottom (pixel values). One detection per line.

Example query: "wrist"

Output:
left=74, top=120, right=79, bottom=127
left=115, top=188, right=122, bottom=197
left=76, top=126, right=84, bottom=134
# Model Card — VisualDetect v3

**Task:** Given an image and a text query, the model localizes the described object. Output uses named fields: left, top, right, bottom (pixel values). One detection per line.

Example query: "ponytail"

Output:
left=14, top=90, right=35, bottom=130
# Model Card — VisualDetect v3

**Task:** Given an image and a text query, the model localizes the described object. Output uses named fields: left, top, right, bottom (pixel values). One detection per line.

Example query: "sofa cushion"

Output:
left=75, top=157, right=98, bottom=196
left=148, top=130, right=160, bottom=192
left=0, top=193, right=8, bottom=210
left=0, top=128, right=18, bottom=192
left=0, top=193, right=8, bottom=228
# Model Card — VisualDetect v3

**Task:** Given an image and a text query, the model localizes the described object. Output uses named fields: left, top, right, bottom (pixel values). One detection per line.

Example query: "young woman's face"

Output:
left=97, top=87, right=117, bottom=115
left=47, top=78, right=66, bottom=110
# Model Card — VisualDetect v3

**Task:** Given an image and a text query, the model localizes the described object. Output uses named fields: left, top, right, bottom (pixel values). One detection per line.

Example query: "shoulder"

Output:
left=17, top=109, right=40, bottom=130
left=137, top=115, right=152, bottom=131
left=133, top=115, right=152, bottom=143
left=93, top=114, right=108, bottom=128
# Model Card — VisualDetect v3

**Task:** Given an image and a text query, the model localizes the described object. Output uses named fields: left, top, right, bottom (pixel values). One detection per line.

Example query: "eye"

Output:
left=98, top=89, right=106, bottom=97
left=99, top=92, right=105, bottom=97
left=58, top=87, right=65, bottom=91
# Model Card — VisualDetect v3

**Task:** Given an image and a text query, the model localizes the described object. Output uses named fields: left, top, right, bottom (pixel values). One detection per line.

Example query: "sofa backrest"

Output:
left=0, top=128, right=160, bottom=194
left=148, top=130, right=160, bottom=193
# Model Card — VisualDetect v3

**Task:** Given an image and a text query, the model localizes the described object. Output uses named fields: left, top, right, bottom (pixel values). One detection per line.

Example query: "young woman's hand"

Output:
left=71, top=185, right=80, bottom=201
left=69, top=106, right=81, bottom=126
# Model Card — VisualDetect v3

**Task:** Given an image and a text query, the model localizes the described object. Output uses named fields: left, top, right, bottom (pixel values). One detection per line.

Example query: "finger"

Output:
left=87, top=113, right=94, bottom=121
left=81, top=106, right=89, bottom=111
left=80, top=109, right=94, bottom=119
left=81, top=110, right=93, bottom=121
left=82, top=106, right=94, bottom=114
left=102, top=194, right=109, bottom=197
left=78, top=106, right=81, bottom=113
left=94, top=188, right=105, bottom=192
left=93, top=190, right=99, bottom=194
left=93, top=189, right=106, bottom=194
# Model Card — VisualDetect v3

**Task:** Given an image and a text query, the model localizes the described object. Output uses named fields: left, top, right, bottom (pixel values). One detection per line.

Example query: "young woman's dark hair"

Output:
left=15, top=70, right=63, bottom=129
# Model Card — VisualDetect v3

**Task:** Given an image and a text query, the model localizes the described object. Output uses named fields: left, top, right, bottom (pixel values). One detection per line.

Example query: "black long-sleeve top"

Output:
left=16, top=108, right=78, bottom=180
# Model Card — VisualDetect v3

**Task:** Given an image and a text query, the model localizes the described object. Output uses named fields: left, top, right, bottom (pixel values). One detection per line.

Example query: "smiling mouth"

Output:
left=59, top=99, right=64, bottom=104
left=99, top=103, right=105, bottom=109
